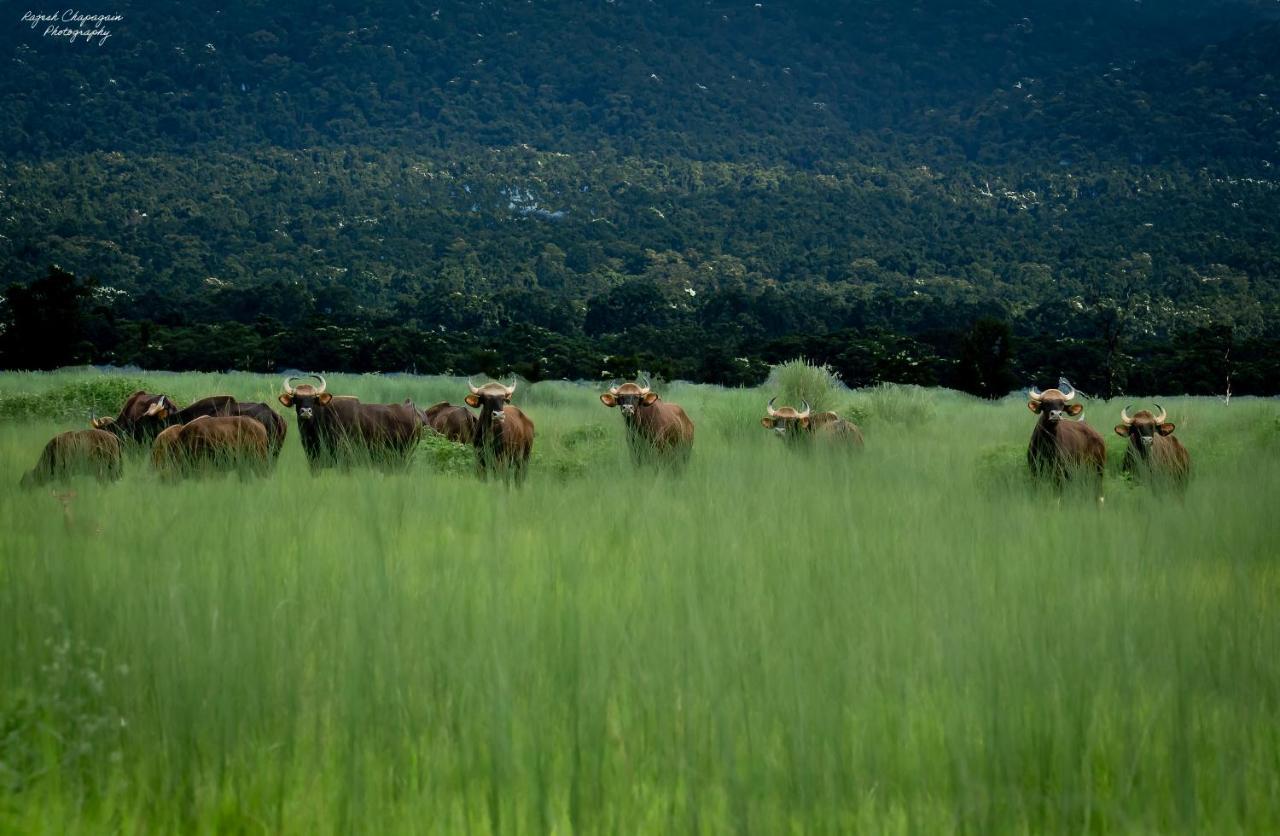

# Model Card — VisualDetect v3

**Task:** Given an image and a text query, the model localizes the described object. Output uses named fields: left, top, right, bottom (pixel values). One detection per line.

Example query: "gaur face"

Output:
left=761, top=398, right=811, bottom=439
left=1115, top=407, right=1175, bottom=456
left=761, top=414, right=810, bottom=437
left=600, top=382, right=658, bottom=416
left=465, top=381, right=517, bottom=422
left=279, top=375, right=332, bottom=421
left=279, top=390, right=331, bottom=420
left=1027, top=393, right=1083, bottom=423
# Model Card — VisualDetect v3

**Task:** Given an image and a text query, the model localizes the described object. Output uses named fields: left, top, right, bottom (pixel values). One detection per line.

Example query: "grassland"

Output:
left=1, top=369, right=1278, bottom=834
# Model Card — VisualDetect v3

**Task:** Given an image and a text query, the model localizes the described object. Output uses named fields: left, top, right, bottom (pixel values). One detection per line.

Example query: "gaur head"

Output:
left=600, top=376, right=658, bottom=417
left=761, top=398, right=811, bottom=438
left=1115, top=405, right=1174, bottom=457
left=91, top=393, right=177, bottom=441
left=465, top=378, right=517, bottom=421
left=278, top=374, right=331, bottom=421
left=1027, top=382, right=1083, bottom=424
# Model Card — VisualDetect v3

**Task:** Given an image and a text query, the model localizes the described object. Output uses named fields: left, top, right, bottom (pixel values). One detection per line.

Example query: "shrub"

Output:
left=852, top=383, right=939, bottom=427
left=0, top=376, right=147, bottom=423
left=765, top=359, right=842, bottom=414
left=417, top=431, right=475, bottom=476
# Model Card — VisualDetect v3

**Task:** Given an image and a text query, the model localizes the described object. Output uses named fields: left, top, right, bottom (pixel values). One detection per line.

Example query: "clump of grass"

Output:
left=765, top=358, right=842, bottom=414
left=0, top=630, right=128, bottom=796
left=534, top=422, right=613, bottom=480
left=417, top=431, right=475, bottom=476
left=0, top=376, right=147, bottom=423
left=974, top=442, right=1030, bottom=492
left=560, top=423, right=609, bottom=450
left=852, top=382, right=939, bottom=427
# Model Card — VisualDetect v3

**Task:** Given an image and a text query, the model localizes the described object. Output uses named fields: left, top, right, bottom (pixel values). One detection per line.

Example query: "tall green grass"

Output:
left=1, top=369, right=1278, bottom=833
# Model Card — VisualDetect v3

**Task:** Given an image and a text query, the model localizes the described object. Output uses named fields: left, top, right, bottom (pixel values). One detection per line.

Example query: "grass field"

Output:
left=1, top=368, right=1278, bottom=834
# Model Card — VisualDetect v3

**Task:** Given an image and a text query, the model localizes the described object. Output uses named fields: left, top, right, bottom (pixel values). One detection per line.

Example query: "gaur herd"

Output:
left=19, top=374, right=1191, bottom=493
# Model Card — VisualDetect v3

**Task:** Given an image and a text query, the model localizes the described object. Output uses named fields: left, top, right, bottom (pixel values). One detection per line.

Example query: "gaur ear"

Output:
left=642, top=392, right=658, bottom=405
left=318, top=393, right=332, bottom=405
left=760, top=417, right=773, bottom=429
left=800, top=417, right=811, bottom=428
left=1114, top=425, right=1130, bottom=437
left=1157, top=422, right=1176, bottom=436
left=1027, top=401, right=1041, bottom=413
left=600, top=393, right=617, bottom=407
left=278, top=393, right=293, bottom=407
left=153, top=407, right=169, bottom=419
left=465, top=394, right=481, bottom=408
left=1066, top=404, right=1084, bottom=416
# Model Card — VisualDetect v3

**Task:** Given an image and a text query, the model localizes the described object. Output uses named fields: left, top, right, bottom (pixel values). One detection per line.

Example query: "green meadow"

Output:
left=1, top=368, right=1278, bottom=834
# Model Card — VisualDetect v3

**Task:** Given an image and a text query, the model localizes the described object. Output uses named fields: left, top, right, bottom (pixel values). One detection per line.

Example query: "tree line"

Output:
left=4, top=267, right=1273, bottom=398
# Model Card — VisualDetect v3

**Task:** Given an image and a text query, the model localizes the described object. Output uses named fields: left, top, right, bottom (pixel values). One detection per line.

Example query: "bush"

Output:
left=765, top=359, right=842, bottom=414
left=417, top=431, right=475, bottom=476
left=974, top=443, right=1030, bottom=492
left=0, top=376, right=147, bottom=423
left=852, top=383, right=939, bottom=427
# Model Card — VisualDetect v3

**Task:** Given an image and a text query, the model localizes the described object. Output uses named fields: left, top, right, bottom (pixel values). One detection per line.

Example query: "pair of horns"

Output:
left=1027, top=380, right=1075, bottom=403
left=1119, top=404, right=1166, bottom=425
left=468, top=376, right=517, bottom=396
left=282, top=374, right=326, bottom=396
left=766, top=397, right=810, bottom=419
left=608, top=375, right=651, bottom=396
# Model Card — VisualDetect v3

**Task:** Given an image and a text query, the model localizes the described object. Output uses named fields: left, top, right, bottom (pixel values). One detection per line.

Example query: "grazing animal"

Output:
left=1115, top=404, right=1190, bottom=485
left=464, top=378, right=534, bottom=480
left=1026, top=382, right=1106, bottom=491
left=600, top=376, right=694, bottom=465
left=761, top=398, right=864, bottom=447
left=21, top=429, right=123, bottom=487
left=278, top=374, right=422, bottom=470
left=150, top=416, right=269, bottom=478
left=92, top=391, right=237, bottom=442
left=422, top=401, right=477, bottom=444
left=233, top=401, right=288, bottom=460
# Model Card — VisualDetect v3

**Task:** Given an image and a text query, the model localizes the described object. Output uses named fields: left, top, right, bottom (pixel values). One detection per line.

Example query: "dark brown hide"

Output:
left=279, top=383, right=421, bottom=469
left=762, top=403, right=863, bottom=449
left=151, top=416, right=269, bottom=477
left=94, top=391, right=237, bottom=442
left=423, top=401, right=477, bottom=444
left=1114, top=409, right=1190, bottom=484
left=233, top=402, right=288, bottom=460
left=811, top=411, right=865, bottom=447
left=465, top=383, right=534, bottom=479
left=21, top=429, right=122, bottom=487
left=600, top=383, right=694, bottom=463
left=1026, top=389, right=1106, bottom=487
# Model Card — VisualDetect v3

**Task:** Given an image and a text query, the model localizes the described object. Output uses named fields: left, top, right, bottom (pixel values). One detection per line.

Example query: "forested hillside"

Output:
left=1, top=0, right=1278, bottom=393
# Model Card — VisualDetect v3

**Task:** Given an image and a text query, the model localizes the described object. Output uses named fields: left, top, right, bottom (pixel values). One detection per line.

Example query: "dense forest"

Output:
left=1, top=0, right=1278, bottom=394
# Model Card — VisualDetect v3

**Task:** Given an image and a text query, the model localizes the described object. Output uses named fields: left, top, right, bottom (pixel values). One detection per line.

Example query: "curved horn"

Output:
left=767, top=397, right=778, bottom=417
left=798, top=400, right=811, bottom=419
left=313, top=373, right=327, bottom=395
left=504, top=378, right=518, bottom=396
left=1060, top=379, right=1076, bottom=401
left=1154, top=404, right=1167, bottom=424
left=608, top=380, right=620, bottom=396
left=467, top=376, right=482, bottom=395
left=1120, top=405, right=1134, bottom=426
left=1028, top=386, right=1043, bottom=402
left=638, top=374, right=651, bottom=394
left=282, top=376, right=296, bottom=396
